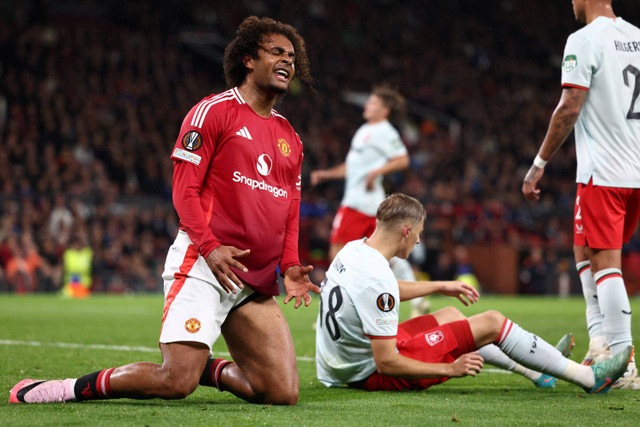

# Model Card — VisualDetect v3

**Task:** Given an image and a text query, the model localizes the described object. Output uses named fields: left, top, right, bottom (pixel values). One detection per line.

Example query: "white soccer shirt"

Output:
left=342, top=120, right=408, bottom=216
left=315, top=239, right=400, bottom=387
left=561, top=17, right=640, bottom=187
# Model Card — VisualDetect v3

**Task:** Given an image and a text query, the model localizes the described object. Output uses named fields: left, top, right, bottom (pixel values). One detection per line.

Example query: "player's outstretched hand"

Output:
left=205, top=245, right=250, bottom=294
left=439, top=281, right=479, bottom=306
left=522, top=164, right=544, bottom=201
left=310, top=170, right=326, bottom=186
left=283, top=265, right=321, bottom=309
left=449, top=351, right=484, bottom=378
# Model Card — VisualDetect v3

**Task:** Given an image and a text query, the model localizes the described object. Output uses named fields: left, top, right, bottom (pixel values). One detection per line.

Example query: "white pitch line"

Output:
left=0, top=340, right=512, bottom=373
left=0, top=339, right=511, bottom=374
left=0, top=339, right=316, bottom=363
left=0, top=339, right=512, bottom=372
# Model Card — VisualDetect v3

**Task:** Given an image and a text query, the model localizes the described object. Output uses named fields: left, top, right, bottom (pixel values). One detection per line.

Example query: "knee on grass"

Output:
left=159, top=374, right=200, bottom=399
left=250, top=379, right=299, bottom=405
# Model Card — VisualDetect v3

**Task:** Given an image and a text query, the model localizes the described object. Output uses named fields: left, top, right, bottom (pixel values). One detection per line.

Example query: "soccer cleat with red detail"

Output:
left=584, top=346, right=634, bottom=394
left=9, top=378, right=75, bottom=403
left=581, top=337, right=611, bottom=366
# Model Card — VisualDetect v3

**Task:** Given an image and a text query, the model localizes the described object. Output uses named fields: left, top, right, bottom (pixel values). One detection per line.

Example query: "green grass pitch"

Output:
left=1, top=293, right=639, bottom=426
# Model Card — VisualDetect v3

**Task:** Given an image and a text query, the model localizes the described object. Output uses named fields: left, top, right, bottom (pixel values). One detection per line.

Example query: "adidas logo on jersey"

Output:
left=236, top=126, right=252, bottom=140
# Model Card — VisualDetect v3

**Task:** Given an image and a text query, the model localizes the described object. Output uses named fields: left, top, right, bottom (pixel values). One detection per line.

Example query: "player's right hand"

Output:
left=205, top=246, right=250, bottom=294
left=522, top=164, right=544, bottom=201
left=310, top=170, right=325, bottom=186
left=449, top=351, right=484, bottom=377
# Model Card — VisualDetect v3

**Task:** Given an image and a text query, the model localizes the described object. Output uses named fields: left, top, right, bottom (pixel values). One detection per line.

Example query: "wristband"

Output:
left=533, top=155, right=547, bottom=168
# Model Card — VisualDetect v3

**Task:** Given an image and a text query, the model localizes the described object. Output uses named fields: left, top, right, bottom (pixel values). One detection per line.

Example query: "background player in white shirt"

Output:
left=310, top=87, right=426, bottom=311
left=522, top=0, right=640, bottom=389
left=316, top=193, right=632, bottom=393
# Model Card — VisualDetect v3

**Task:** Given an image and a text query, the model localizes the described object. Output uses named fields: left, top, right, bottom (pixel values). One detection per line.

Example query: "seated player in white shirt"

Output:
left=316, top=193, right=633, bottom=393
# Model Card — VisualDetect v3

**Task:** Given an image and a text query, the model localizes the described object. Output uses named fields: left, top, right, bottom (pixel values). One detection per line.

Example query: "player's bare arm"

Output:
left=365, top=154, right=410, bottom=190
left=522, top=87, right=587, bottom=201
left=204, top=246, right=250, bottom=294
left=398, top=280, right=479, bottom=306
left=282, top=265, right=321, bottom=308
left=370, top=338, right=483, bottom=379
left=310, top=163, right=346, bottom=186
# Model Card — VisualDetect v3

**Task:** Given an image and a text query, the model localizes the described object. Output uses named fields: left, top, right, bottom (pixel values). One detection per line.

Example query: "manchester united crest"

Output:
left=277, top=138, right=291, bottom=157
left=184, top=318, right=201, bottom=333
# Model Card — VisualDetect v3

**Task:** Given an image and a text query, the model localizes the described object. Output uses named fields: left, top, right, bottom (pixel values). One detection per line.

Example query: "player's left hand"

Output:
left=365, top=171, right=379, bottom=191
left=283, top=265, right=321, bottom=309
left=439, top=281, right=479, bottom=306
left=522, top=164, right=544, bottom=201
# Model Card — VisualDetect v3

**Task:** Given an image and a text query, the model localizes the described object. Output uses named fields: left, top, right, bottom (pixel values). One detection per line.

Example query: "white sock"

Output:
left=496, top=319, right=594, bottom=388
left=595, top=269, right=632, bottom=356
left=478, top=344, right=541, bottom=381
left=577, top=261, right=603, bottom=338
left=588, top=335, right=608, bottom=352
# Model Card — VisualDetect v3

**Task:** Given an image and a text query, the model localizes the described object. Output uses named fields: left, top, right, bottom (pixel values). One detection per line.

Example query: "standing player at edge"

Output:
left=522, top=0, right=640, bottom=389
left=10, top=16, right=320, bottom=405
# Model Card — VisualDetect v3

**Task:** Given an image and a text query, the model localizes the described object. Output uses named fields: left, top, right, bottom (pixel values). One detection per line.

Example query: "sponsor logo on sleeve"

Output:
left=185, top=318, right=201, bottom=333
left=181, top=131, right=203, bottom=151
left=376, top=293, right=395, bottom=312
left=173, top=148, right=202, bottom=165
left=562, top=55, right=577, bottom=73
left=375, top=318, right=398, bottom=326
left=425, top=330, right=444, bottom=346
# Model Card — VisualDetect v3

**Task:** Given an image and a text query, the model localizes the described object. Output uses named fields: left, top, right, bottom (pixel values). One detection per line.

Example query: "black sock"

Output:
left=74, top=368, right=115, bottom=400
left=199, top=358, right=232, bottom=390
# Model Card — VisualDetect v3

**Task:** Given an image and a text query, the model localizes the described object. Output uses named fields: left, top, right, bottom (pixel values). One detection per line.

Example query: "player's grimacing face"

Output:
left=254, top=33, right=296, bottom=95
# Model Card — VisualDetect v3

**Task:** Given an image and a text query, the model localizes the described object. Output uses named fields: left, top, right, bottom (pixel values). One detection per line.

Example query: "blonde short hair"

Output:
left=376, top=193, right=426, bottom=227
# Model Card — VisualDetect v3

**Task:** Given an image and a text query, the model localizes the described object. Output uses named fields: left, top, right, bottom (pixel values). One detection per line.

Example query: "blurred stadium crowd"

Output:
left=1, top=0, right=640, bottom=295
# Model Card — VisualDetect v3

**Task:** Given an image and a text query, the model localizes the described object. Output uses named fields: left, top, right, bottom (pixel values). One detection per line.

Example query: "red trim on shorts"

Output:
left=595, top=272, right=623, bottom=285
left=562, top=83, right=589, bottom=90
left=161, top=244, right=199, bottom=325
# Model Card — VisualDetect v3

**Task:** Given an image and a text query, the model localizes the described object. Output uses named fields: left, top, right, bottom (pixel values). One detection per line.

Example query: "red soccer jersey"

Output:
left=170, top=87, right=302, bottom=295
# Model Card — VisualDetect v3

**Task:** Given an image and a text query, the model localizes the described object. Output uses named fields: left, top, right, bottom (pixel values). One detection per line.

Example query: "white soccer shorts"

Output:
left=159, top=230, right=255, bottom=349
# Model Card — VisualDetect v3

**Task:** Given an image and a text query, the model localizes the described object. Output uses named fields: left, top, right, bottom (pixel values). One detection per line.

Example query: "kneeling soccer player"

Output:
left=315, top=193, right=633, bottom=393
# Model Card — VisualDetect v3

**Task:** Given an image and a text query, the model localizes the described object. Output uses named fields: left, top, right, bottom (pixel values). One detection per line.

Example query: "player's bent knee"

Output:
left=158, top=371, right=200, bottom=399
left=483, top=310, right=506, bottom=334
left=443, top=306, right=464, bottom=320
left=262, top=388, right=299, bottom=406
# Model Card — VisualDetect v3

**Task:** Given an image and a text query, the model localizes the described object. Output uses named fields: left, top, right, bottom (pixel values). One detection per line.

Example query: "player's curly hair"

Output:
left=376, top=193, right=426, bottom=226
left=372, top=85, right=407, bottom=125
left=223, top=16, right=314, bottom=92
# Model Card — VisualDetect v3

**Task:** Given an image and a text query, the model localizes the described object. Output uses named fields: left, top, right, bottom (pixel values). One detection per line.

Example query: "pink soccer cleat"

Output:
left=9, top=378, right=75, bottom=403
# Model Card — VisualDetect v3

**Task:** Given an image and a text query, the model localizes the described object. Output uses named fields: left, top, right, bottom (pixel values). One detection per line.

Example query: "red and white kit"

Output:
left=161, top=88, right=303, bottom=348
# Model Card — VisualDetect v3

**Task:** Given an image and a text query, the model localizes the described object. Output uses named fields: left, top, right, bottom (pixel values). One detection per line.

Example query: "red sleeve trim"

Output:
left=562, top=83, right=589, bottom=91
left=364, top=334, right=397, bottom=340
